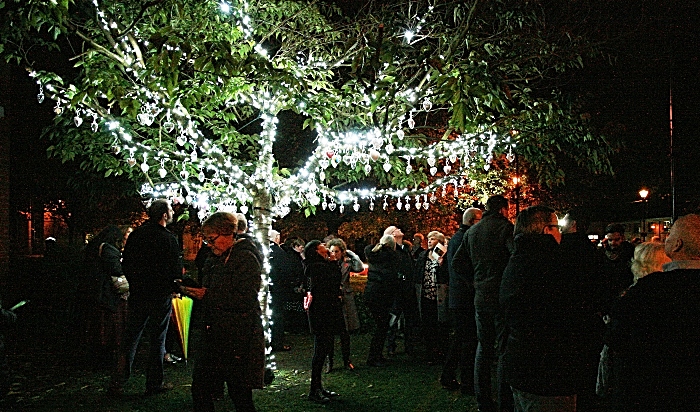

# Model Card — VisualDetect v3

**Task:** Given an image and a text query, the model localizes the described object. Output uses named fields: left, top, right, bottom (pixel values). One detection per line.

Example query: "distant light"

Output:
left=639, top=188, right=649, bottom=199
left=220, top=1, right=231, bottom=14
left=404, top=30, right=414, bottom=42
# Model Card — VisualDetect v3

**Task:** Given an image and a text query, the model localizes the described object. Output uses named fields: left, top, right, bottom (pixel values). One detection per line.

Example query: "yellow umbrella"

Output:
left=171, top=296, right=194, bottom=360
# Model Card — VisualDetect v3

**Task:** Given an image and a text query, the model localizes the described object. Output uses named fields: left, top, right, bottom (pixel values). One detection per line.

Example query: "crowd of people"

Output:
left=11, top=195, right=697, bottom=412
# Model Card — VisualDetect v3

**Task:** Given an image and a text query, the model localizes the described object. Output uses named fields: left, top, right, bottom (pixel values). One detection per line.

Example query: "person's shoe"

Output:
left=321, top=388, right=340, bottom=398
left=308, top=389, right=330, bottom=404
left=344, top=360, right=355, bottom=371
left=164, top=353, right=180, bottom=364
left=440, top=377, right=461, bottom=391
left=145, top=382, right=174, bottom=396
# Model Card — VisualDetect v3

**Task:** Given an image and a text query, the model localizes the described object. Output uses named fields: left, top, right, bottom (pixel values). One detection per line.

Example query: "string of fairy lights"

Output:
left=28, top=0, right=519, bottom=371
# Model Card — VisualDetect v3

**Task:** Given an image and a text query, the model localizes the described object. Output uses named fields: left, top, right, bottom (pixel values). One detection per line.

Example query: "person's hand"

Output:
left=181, top=286, right=207, bottom=300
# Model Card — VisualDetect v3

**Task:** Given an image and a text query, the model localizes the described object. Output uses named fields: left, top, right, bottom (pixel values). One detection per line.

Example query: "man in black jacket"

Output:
left=608, top=214, right=700, bottom=411
left=384, top=225, right=418, bottom=356
left=500, top=205, right=580, bottom=411
left=110, top=199, right=183, bottom=396
left=453, top=195, right=513, bottom=412
left=440, top=207, right=482, bottom=393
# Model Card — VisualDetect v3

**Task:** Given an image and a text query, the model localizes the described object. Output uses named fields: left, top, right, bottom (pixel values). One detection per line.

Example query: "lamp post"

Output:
left=639, top=188, right=649, bottom=241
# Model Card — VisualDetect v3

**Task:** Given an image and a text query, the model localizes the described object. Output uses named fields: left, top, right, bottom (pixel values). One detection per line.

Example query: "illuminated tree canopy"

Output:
left=1, top=0, right=616, bottom=225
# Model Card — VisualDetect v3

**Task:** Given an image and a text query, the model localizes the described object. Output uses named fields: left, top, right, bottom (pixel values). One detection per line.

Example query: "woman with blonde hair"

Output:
left=364, top=234, right=398, bottom=366
left=630, top=241, right=671, bottom=282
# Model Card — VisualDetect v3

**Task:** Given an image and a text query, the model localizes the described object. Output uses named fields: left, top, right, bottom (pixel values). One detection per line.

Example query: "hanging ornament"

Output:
left=162, top=111, right=175, bottom=133
left=364, top=164, right=372, bottom=175
left=443, top=165, right=452, bottom=174
left=484, top=163, right=491, bottom=171
left=361, top=153, right=371, bottom=164
left=407, top=112, right=416, bottom=129
left=396, top=198, right=403, bottom=210
left=328, top=200, right=337, bottom=212
left=141, top=162, right=150, bottom=174
left=326, top=150, right=335, bottom=159
left=506, top=150, right=515, bottom=163
left=428, top=157, right=436, bottom=167
left=404, top=196, right=411, bottom=211
left=449, top=153, right=458, bottom=163
left=319, top=159, right=330, bottom=169
left=240, top=205, right=249, bottom=214
left=342, top=153, right=352, bottom=165
left=176, top=134, right=187, bottom=146
left=405, top=164, right=412, bottom=174
left=396, top=129, right=405, bottom=140
left=190, top=150, right=198, bottom=162
left=321, top=197, right=328, bottom=210
left=430, top=167, right=438, bottom=176
left=385, top=144, right=395, bottom=155
left=369, top=199, right=375, bottom=211
left=422, top=98, right=432, bottom=111
left=330, top=155, right=340, bottom=168
left=430, top=194, right=437, bottom=203
left=212, top=175, right=222, bottom=186
left=37, top=84, right=45, bottom=104
left=180, top=168, right=189, bottom=180
left=112, top=145, right=121, bottom=155
left=198, top=170, right=205, bottom=182
left=319, top=170, right=326, bottom=181
left=415, top=195, right=421, bottom=210
left=73, top=108, right=83, bottom=127
left=369, top=149, right=380, bottom=161
left=127, top=157, right=136, bottom=167
left=353, top=200, right=360, bottom=212
left=53, top=101, right=63, bottom=115
left=138, top=110, right=153, bottom=126
left=90, top=112, right=100, bottom=132
left=226, top=185, right=234, bottom=195
left=383, top=162, right=392, bottom=173
left=372, top=137, right=384, bottom=149
left=423, top=202, right=429, bottom=210
left=383, top=195, right=388, bottom=211
left=158, top=160, right=167, bottom=178
left=339, top=204, right=345, bottom=213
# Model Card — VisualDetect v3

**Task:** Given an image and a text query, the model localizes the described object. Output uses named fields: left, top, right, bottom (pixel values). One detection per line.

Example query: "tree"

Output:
left=1, top=0, right=617, bottom=360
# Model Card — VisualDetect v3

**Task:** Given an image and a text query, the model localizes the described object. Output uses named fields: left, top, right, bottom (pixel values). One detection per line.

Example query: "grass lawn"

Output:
left=2, top=330, right=480, bottom=411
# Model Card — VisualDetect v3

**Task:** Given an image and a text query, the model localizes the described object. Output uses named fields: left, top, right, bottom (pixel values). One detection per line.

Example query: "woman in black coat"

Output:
left=363, top=234, right=399, bottom=367
left=304, top=240, right=343, bottom=404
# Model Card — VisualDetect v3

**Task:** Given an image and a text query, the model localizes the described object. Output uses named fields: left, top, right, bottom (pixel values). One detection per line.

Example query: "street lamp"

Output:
left=639, top=188, right=649, bottom=241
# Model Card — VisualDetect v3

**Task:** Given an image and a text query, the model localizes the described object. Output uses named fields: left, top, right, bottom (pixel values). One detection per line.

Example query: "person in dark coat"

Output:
left=500, top=205, right=581, bottom=411
left=181, top=212, right=265, bottom=412
left=84, top=225, right=130, bottom=369
left=0, top=297, right=18, bottom=400
left=559, top=207, right=607, bottom=411
left=452, top=195, right=514, bottom=412
left=384, top=225, right=418, bottom=356
left=441, top=207, right=482, bottom=393
left=303, top=240, right=343, bottom=404
left=268, top=230, right=292, bottom=352
left=364, top=234, right=399, bottom=367
left=607, top=214, right=700, bottom=412
left=601, top=223, right=635, bottom=312
left=110, top=199, right=183, bottom=396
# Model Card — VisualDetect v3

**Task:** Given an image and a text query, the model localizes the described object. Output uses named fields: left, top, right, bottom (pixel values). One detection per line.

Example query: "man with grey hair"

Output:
left=441, top=207, right=482, bottom=393
left=500, top=205, right=583, bottom=411
left=609, top=214, right=700, bottom=411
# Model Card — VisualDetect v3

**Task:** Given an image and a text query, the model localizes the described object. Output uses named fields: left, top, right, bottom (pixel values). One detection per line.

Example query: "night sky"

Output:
left=1, top=0, right=698, bottom=224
